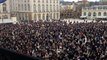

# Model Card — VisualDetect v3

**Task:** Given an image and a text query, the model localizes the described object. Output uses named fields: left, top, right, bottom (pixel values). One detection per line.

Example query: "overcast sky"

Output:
left=64, top=0, right=99, bottom=2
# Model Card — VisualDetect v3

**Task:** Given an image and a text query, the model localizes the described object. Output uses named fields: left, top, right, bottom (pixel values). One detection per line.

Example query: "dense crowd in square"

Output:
left=0, top=20, right=107, bottom=60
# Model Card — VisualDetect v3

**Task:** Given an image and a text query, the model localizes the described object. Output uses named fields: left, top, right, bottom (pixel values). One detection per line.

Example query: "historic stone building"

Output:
left=0, top=0, right=60, bottom=22
left=81, top=5, right=107, bottom=20
left=0, top=0, right=11, bottom=19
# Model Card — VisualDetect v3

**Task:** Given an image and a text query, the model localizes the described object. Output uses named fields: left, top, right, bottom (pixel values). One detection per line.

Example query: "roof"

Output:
left=83, top=5, right=107, bottom=9
left=91, top=5, right=107, bottom=7
left=60, top=1, right=75, bottom=5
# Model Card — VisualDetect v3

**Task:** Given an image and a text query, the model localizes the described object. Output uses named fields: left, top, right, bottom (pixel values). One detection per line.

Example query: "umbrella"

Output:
left=0, top=0, right=6, bottom=3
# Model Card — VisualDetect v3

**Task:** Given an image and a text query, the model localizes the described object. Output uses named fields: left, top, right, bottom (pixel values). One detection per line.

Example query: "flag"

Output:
left=0, top=0, right=6, bottom=3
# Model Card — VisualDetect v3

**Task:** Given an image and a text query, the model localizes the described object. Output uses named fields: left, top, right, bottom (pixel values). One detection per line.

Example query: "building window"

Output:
left=2, top=3, right=6, bottom=12
left=19, top=4, right=24, bottom=10
left=46, top=5, right=48, bottom=12
left=98, top=7, right=102, bottom=10
left=50, top=5, right=52, bottom=12
left=103, top=7, right=106, bottom=9
left=93, top=12, right=96, bottom=16
left=53, top=0, right=55, bottom=3
left=50, top=13, right=52, bottom=19
left=50, top=0, right=52, bottom=3
left=57, top=13, right=59, bottom=19
left=34, top=4, right=36, bottom=12
left=42, top=0, right=44, bottom=3
left=98, top=12, right=101, bottom=16
left=28, top=0, right=29, bottom=2
left=93, top=7, right=96, bottom=10
left=38, top=4, right=40, bottom=12
left=43, top=14, right=45, bottom=20
left=28, top=4, right=30, bottom=11
left=34, top=0, right=36, bottom=2
left=57, top=5, right=59, bottom=11
left=46, top=0, right=48, bottom=3
left=42, top=4, right=44, bottom=12
left=104, top=12, right=107, bottom=16
left=88, top=12, right=91, bottom=16
left=38, top=14, right=41, bottom=19
left=25, top=4, right=27, bottom=11
left=38, top=0, right=40, bottom=3
left=34, top=14, right=36, bottom=20
left=83, top=12, right=86, bottom=16
left=106, top=7, right=107, bottom=9
left=54, top=13, right=55, bottom=19
left=3, top=15, right=8, bottom=19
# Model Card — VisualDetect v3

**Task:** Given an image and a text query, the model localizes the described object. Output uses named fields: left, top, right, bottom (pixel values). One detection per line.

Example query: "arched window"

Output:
left=2, top=3, right=6, bottom=12
left=54, top=13, right=55, bottom=19
left=57, top=13, right=59, bottom=19
left=38, top=14, right=41, bottom=20
left=3, top=15, right=8, bottom=19
left=49, top=14, right=52, bottom=19
left=98, top=12, right=101, bottom=16
left=104, top=12, right=107, bottom=16
left=93, top=12, right=96, bottom=16
left=34, top=14, right=36, bottom=20
left=43, top=14, right=45, bottom=20
left=88, top=12, right=91, bottom=16
left=83, top=12, right=86, bottom=16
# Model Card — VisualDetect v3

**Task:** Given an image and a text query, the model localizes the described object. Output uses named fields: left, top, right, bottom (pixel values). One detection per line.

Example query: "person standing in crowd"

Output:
left=0, top=21, right=107, bottom=60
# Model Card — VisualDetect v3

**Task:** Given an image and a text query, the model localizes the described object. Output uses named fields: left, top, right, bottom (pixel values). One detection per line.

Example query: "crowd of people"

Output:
left=0, top=20, right=107, bottom=60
